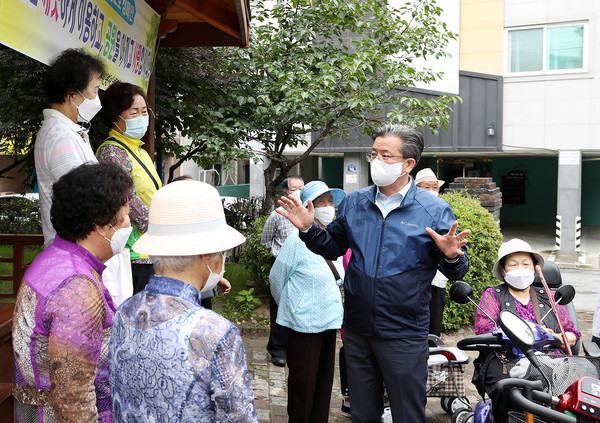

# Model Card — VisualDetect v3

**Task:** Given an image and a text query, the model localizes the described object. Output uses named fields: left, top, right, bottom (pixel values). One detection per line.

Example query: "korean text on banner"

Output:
left=0, top=0, right=160, bottom=92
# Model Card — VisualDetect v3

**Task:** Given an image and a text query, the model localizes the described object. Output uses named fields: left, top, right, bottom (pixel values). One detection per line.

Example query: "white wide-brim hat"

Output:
left=492, top=238, right=544, bottom=282
left=133, top=181, right=246, bottom=256
left=414, top=168, right=445, bottom=188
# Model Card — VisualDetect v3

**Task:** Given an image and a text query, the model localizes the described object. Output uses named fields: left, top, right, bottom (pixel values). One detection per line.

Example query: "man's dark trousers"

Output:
left=344, top=327, right=428, bottom=423
left=267, top=293, right=287, bottom=360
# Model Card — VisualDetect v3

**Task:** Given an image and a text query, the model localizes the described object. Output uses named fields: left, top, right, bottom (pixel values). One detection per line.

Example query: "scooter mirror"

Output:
left=498, top=309, right=541, bottom=369
left=449, top=281, right=473, bottom=304
left=555, top=285, right=575, bottom=306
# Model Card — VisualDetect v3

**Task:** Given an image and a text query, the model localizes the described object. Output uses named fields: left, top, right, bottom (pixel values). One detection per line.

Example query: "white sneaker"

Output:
left=381, top=406, right=393, bottom=423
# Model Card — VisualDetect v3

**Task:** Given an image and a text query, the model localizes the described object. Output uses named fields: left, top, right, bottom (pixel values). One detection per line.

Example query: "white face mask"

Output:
left=289, top=190, right=302, bottom=201
left=72, top=91, right=102, bottom=123
left=370, top=158, right=408, bottom=187
left=427, top=190, right=439, bottom=197
left=314, top=206, right=335, bottom=226
left=203, top=252, right=226, bottom=294
left=104, top=225, right=132, bottom=256
left=504, top=268, right=535, bottom=290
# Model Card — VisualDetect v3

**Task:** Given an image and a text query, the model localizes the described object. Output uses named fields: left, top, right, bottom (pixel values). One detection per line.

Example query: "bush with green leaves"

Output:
left=223, top=197, right=263, bottom=236
left=440, top=191, right=503, bottom=330
left=238, top=215, right=272, bottom=289
left=0, top=197, right=41, bottom=234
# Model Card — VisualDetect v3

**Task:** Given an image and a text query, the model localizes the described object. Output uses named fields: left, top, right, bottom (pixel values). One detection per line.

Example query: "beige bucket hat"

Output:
left=414, top=168, right=445, bottom=188
left=492, top=238, right=544, bottom=282
left=133, top=180, right=245, bottom=256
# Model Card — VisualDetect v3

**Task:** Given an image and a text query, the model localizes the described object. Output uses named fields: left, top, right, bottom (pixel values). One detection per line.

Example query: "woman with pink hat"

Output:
left=109, top=181, right=257, bottom=422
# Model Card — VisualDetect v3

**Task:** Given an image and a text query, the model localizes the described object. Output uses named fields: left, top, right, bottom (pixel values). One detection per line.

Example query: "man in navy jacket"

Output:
left=278, top=124, right=470, bottom=423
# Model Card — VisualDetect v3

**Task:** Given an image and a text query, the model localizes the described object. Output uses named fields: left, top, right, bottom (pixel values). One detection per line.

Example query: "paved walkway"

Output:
left=501, top=223, right=600, bottom=270
left=240, top=311, right=595, bottom=423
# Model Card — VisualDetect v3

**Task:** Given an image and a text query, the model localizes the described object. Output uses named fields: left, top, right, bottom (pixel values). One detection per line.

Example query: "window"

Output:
left=508, top=23, right=585, bottom=74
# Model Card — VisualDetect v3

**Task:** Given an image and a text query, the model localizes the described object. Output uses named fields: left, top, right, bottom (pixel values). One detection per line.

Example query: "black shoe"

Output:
left=271, top=356, right=286, bottom=367
left=341, top=400, right=351, bottom=417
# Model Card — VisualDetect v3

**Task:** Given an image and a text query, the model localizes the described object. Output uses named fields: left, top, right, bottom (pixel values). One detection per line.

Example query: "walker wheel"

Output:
left=452, top=409, right=474, bottom=423
left=440, top=396, right=452, bottom=414
left=450, top=396, right=471, bottom=414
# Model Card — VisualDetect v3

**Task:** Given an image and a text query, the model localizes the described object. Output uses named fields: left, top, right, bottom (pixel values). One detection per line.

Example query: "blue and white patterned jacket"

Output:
left=109, top=275, right=258, bottom=422
left=270, top=234, right=344, bottom=333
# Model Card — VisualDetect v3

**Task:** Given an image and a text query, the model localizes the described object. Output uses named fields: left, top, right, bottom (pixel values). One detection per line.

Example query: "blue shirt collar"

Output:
left=376, top=177, right=413, bottom=199
left=144, top=274, right=203, bottom=306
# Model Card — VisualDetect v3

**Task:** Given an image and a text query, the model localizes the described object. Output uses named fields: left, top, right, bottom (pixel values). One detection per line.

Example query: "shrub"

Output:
left=238, top=215, right=272, bottom=289
left=223, top=197, right=263, bottom=262
left=0, top=197, right=42, bottom=234
left=223, top=197, right=263, bottom=234
left=440, top=191, right=503, bottom=330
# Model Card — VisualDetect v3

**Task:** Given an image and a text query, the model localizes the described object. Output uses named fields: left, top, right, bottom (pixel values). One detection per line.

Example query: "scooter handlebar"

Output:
left=507, top=382, right=576, bottom=423
left=457, top=333, right=504, bottom=352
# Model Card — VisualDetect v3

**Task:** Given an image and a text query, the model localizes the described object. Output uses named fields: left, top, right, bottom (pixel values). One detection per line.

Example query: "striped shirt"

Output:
left=34, top=109, right=97, bottom=246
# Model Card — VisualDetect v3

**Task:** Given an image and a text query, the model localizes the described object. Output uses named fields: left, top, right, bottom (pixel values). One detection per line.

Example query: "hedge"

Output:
left=440, top=191, right=504, bottom=330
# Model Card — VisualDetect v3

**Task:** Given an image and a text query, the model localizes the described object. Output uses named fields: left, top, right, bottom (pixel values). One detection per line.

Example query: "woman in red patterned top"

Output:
left=472, top=238, right=580, bottom=423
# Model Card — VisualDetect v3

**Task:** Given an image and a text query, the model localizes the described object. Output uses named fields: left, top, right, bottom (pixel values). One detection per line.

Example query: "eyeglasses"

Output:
left=366, top=152, right=405, bottom=163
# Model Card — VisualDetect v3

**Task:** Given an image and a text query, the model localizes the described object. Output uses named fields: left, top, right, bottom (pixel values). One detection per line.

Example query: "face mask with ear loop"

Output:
left=370, top=158, right=409, bottom=187
left=103, top=225, right=133, bottom=256
left=119, top=115, right=149, bottom=140
left=203, top=251, right=226, bottom=294
left=71, top=91, right=102, bottom=126
left=504, top=268, right=535, bottom=290
left=314, top=206, right=336, bottom=226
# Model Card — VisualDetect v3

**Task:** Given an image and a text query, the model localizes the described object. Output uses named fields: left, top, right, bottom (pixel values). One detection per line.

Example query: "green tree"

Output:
left=0, top=51, right=46, bottom=187
left=201, top=0, right=459, bottom=213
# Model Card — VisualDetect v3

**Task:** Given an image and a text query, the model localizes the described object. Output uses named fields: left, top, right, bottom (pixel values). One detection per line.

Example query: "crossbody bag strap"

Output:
left=107, top=137, right=160, bottom=191
left=325, top=259, right=344, bottom=305
left=530, top=290, right=542, bottom=325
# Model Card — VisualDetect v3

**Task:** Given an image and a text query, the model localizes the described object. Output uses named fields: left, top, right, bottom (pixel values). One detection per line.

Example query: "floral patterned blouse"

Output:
left=13, top=236, right=115, bottom=423
left=475, top=286, right=581, bottom=341
left=109, top=275, right=258, bottom=422
left=96, top=143, right=150, bottom=264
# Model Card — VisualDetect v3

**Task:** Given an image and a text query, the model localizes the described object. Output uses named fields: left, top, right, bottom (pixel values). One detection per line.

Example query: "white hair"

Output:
left=150, top=254, right=203, bottom=273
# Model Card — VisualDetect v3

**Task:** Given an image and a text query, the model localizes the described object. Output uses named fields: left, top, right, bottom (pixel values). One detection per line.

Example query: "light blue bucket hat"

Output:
left=300, top=181, right=346, bottom=208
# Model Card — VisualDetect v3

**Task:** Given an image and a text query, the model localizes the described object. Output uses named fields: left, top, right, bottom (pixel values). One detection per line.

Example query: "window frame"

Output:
left=506, top=21, right=588, bottom=76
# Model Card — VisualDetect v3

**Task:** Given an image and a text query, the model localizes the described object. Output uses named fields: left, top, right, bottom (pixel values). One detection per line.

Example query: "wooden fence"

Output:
left=0, top=234, right=44, bottom=299
left=0, top=234, right=44, bottom=422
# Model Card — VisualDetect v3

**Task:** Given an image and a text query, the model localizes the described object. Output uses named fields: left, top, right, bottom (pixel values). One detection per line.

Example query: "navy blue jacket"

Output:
left=299, top=181, right=469, bottom=339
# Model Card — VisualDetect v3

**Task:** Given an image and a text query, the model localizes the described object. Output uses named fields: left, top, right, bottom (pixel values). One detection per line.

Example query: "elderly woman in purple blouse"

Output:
left=473, top=238, right=580, bottom=423
left=12, top=162, right=132, bottom=423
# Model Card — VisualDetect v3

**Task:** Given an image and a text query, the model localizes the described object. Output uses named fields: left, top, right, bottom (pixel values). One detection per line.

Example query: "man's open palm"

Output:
left=276, top=195, right=315, bottom=231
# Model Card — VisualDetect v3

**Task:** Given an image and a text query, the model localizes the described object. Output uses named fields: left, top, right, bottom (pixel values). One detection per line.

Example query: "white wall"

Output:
left=406, top=0, right=461, bottom=95
left=503, top=0, right=600, bottom=151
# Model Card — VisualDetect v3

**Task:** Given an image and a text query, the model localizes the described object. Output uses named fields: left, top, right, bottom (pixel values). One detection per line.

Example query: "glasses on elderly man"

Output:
left=366, top=152, right=405, bottom=163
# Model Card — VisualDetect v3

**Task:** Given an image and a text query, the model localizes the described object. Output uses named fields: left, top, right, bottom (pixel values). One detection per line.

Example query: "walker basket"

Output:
left=426, top=362, right=466, bottom=397
left=505, top=354, right=600, bottom=395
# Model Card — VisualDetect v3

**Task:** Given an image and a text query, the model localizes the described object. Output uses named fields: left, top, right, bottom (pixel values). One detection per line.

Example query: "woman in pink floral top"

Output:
left=13, top=163, right=132, bottom=423
left=472, top=238, right=580, bottom=423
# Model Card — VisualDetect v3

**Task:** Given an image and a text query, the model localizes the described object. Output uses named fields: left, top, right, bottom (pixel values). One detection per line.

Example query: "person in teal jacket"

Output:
left=270, top=180, right=345, bottom=423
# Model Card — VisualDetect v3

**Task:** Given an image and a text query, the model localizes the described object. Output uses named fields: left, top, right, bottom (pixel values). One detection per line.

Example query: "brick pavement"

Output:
left=240, top=311, right=595, bottom=423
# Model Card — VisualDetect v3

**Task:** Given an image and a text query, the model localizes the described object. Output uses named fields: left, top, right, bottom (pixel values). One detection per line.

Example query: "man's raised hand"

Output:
left=425, top=221, right=470, bottom=259
left=276, top=194, right=315, bottom=231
